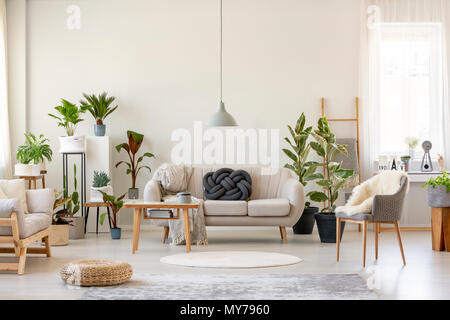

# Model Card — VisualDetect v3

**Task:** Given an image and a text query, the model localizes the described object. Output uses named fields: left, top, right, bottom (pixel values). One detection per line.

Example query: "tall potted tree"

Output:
left=283, top=113, right=321, bottom=234
left=48, top=99, right=90, bottom=153
left=116, top=131, right=155, bottom=199
left=80, top=92, right=119, bottom=136
left=308, top=117, right=354, bottom=243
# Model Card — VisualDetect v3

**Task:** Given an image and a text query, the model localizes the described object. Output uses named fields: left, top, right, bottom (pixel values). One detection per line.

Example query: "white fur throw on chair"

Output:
left=335, top=171, right=408, bottom=215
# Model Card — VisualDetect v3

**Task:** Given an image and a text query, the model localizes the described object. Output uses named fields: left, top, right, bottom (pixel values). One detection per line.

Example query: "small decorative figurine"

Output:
left=438, top=154, right=444, bottom=171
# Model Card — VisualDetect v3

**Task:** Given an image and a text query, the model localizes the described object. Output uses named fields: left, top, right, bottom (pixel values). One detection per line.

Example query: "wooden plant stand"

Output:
left=431, top=207, right=450, bottom=252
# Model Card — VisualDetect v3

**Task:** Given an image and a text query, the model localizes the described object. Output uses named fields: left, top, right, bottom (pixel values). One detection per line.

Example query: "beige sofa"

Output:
left=144, top=167, right=305, bottom=243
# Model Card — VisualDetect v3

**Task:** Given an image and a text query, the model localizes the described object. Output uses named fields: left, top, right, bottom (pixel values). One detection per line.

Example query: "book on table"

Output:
left=146, top=209, right=174, bottom=218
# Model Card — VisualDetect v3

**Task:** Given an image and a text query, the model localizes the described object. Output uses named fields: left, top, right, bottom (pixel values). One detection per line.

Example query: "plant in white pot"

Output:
left=15, top=133, right=53, bottom=176
left=48, top=99, right=90, bottom=153
left=90, top=171, right=113, bottom=202
left=80, top=92, right=119, bottom=136
left=404, top=136, right=419, bottom=159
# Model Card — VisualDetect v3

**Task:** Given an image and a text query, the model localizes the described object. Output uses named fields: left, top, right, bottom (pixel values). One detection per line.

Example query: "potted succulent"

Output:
left=64, top=164, right=85, bottom=240
left=283, top=112, right=321, bottom=234
left=400, top=155, right=411, bottom=171
left=90, top=170, right=113, bottom=202
left=80, top=92, right=118, bottom=136
left=99, top=191, right=125, bottom=239
left=116, top=130, right=155, bottom=199
left=307, top=117, right=354, bottom=243
left=405, top=136, right=419, bottom=159
left=48, top=99, right=90, bottom=153
left=49, top=191, right=72, bottom=246
left=15, top=133, right=53, bottom=176
left=423, top=171, right=450, bottom=207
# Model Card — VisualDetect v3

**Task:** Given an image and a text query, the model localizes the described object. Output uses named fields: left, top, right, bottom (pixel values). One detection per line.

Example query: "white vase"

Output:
left=59, top=136, right=86, bottom=153
left=14, top=163, right=41, bottom=176
left=409, top=149, right=415, bottom=159
left=90, top=185, right=113, bottom=203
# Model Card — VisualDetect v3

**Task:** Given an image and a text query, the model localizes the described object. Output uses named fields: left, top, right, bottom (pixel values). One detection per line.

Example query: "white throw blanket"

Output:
left=152, top=163, right=208, bottom=246
left=335, top=171, right=408, bottom=215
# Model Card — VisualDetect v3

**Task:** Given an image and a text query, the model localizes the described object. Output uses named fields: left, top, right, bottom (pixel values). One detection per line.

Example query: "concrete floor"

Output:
left=0, top=227, right=449, bottom=300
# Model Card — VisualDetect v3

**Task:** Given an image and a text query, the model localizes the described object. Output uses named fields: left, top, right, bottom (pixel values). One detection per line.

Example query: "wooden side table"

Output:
left=431, top=207, right=450, bottom=252
left=83, top=202, right=112, bottom=234
left=19, top=175, right=46, bottom=189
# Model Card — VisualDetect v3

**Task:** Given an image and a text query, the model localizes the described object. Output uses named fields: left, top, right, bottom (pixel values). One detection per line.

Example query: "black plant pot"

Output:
left=293, top=207, right=319, bottom=234
left=314, top=212, right=345, bottom=243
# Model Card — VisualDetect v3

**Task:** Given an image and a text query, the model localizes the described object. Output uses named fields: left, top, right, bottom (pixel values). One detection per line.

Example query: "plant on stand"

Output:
left=116, top=130, right=155, bottom=199
left=15, top=133, right=53, bottom=176
left=308, top=117, right=354, bottom=243
left=404, top=136, right=419, bottom=159
left=423, top=171, right=450, bottom=207
left=99, top=191, right=125, bottom=239
left=80, top=92, right=119, bottom=136
left=63, top=164, right=85, bottom=240
left=90, top=171, right=113, bottom=202
left=48, top=99, right=90, bottom=153
left=283, top=112, right=321, bottom=234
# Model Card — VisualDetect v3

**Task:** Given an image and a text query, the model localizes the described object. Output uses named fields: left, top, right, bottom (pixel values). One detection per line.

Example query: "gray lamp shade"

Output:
left=206, top=101, right=238, bottom=127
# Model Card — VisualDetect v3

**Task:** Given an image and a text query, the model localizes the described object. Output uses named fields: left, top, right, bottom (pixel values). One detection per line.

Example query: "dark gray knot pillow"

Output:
left=203, top=168, right=252, bottom=201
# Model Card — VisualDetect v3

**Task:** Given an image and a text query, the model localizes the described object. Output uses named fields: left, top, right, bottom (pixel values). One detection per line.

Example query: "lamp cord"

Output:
left=220, top=0, right=223, bottom=102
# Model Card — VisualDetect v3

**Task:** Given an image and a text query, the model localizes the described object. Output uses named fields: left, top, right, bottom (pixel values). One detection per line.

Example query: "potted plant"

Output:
left=48, top=99, right=90, bottom=153
left=64, top=164, right=85, bottom=239
left=15, top=133, right=53, bottom=176
left=423, top=171, right=450, bottom=207
left=283, top=112, right=321, bottom=234
left=99, top=191, right=125, bottom=239
left=404, top=136, right=419, bottom=159
left=90, top=170, right=113, bottom=202
left=116, top=130, right=155, bottom=199
left=49, top=191, right=72, bottom=246
left=307, top=117, right=354, bottom=243
left=80, top=92, right=119, bottom=136
left=400, top=155, right=411, bottom=171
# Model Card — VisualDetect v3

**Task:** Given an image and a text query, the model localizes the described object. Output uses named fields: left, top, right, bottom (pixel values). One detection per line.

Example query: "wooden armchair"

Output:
left=0, top=189, right=54, bottom=275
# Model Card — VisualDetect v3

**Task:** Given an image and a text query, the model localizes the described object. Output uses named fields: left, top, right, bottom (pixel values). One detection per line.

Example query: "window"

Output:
left=374, top=23, right=444, bottom=158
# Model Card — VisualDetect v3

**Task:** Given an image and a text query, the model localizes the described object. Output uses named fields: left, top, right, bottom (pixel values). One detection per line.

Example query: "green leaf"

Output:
left=304, top=173, right=324, bottom=181
left=282, top=149, right=298, bottom=162
left=310, top=142, right=325, bottom=157
left=100, top=213, right=106, bottom=225
left=316, top=179, right=332, bottom=188
left=307, top=191, right=328, bottom=202
left=334, top=169, right=354, bottom=179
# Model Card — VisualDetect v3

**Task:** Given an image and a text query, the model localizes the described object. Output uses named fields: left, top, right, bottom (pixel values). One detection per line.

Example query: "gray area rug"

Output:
left=81, top=273, right=377, bottom=300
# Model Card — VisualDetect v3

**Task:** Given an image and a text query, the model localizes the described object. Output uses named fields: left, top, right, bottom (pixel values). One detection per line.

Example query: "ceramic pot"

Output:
left=293, top=206, right=319, bottom=234
left=314, top=212, right=345, bottom=243
left=90, top=185, right=113, bottom=202
left=59, top=136, right=86, bottom=153
left=427, top=185, right=450, bottom=207
left=94, top=124, right=106, bottom=136
left=110, top=228, right=121, bottom=240
left=69, top=216, right=85, bottom=240
left=128, top=188, right=139, bottom=199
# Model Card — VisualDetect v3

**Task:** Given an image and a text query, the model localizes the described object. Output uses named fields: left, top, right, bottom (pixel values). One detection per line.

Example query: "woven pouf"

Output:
left=60, top=260, right=133, bottom=287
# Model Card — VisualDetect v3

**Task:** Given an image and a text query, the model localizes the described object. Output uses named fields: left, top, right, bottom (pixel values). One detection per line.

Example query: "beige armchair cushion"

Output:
left=248, top=199, right=290, bottom=217
left=0, top=186, right=7, bottom=199
left=204, top=200, right=247, bottom=216
left=26, top=188, right=54, bottom=216
left=21, top=213, right=52, bottom=239
left=0, top=179, right=28, bottom=213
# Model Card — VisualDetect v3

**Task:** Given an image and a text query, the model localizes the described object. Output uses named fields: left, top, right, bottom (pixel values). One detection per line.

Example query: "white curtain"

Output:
left=0, top=0, right=11, bottom=179
left=359, top=0, right=450, bottom=179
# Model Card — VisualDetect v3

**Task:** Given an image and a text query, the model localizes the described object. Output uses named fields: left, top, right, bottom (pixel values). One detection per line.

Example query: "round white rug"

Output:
left=160, top=251, right=302, bottom=269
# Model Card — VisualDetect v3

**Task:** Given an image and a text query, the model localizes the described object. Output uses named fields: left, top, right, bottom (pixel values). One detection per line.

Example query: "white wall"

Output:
left=9, top=0, right=362, bottom=225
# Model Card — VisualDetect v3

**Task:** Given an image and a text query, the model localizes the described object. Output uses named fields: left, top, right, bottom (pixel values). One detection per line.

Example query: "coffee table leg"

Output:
left=183, top=208, right=191, bottom=253
left=132, top=208, right=141, bottom=254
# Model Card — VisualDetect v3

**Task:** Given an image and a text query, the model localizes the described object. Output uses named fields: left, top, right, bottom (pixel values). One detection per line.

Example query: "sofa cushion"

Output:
left=0, top=179, right=28, bottom=213
left=22, top=213, right=52, bottom=239
left=203, top=168, right=252, bottom=200
left=248, top=199, right=290, bottom=217
left=26, top=189, right=54, bottom=215
left=204, top=200, right=247, bottom=216
left=0, top=186, right=7, bottom=199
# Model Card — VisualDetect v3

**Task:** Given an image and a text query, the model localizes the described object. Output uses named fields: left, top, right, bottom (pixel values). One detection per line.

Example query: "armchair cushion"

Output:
left=0, top=186, right=7, bottom=199
left=204, top=200, right=247, bottom=216
left=0, top=179, right=28, bottom=213
left=248, top=199, right=290, bottom=217
left=21, top=213, right=52, bottom=239
left=0, top=198, right=26, bottom=238
left=336, top=211, right=373, bottom=221
left=26, top=188, right=55, bottom=216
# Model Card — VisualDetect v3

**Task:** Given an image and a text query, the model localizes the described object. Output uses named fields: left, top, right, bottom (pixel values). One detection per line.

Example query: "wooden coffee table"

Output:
left=123, top=200, right=200, bottom=254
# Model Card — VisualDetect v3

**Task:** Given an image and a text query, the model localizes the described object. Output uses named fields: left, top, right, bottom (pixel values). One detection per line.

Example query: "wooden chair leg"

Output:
left=336, top=217, right=341, bottom=262
left=358, top=224, right=361, bottom=232
left=362, top=221, right=367, bottom=267
left=18, top=247, right=27, bottom=275
left=394, top=221, right=406, bottom=265
left=279, top=226, right=287, bottom=244
left=43, top=235, right=51, bottom=257
left=375, top=222, right=379, bottom=260
left=162, top=226, right=169, bottom=244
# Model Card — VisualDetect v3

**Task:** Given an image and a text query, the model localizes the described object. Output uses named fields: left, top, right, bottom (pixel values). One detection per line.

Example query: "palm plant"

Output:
left=116, top=131, right=155, bottom=189
left=48, top=99, right=89, bottom=136
left=307, top=117, right=354, bottom=213
left=16, top=133, right=52, bottom=164
left=80, top=92, right=118, bottom=125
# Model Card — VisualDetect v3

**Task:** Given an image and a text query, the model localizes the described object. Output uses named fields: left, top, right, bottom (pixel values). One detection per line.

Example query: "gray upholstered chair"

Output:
left=336, top=176, right=408, bottom=267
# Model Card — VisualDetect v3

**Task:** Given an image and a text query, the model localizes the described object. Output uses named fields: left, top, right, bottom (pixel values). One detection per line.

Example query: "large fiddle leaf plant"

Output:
left=283, top=113, right=321, bottom=206
left=115, top=131, right=155, bottom=189
left=307, top=117, right=354, bottom=213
